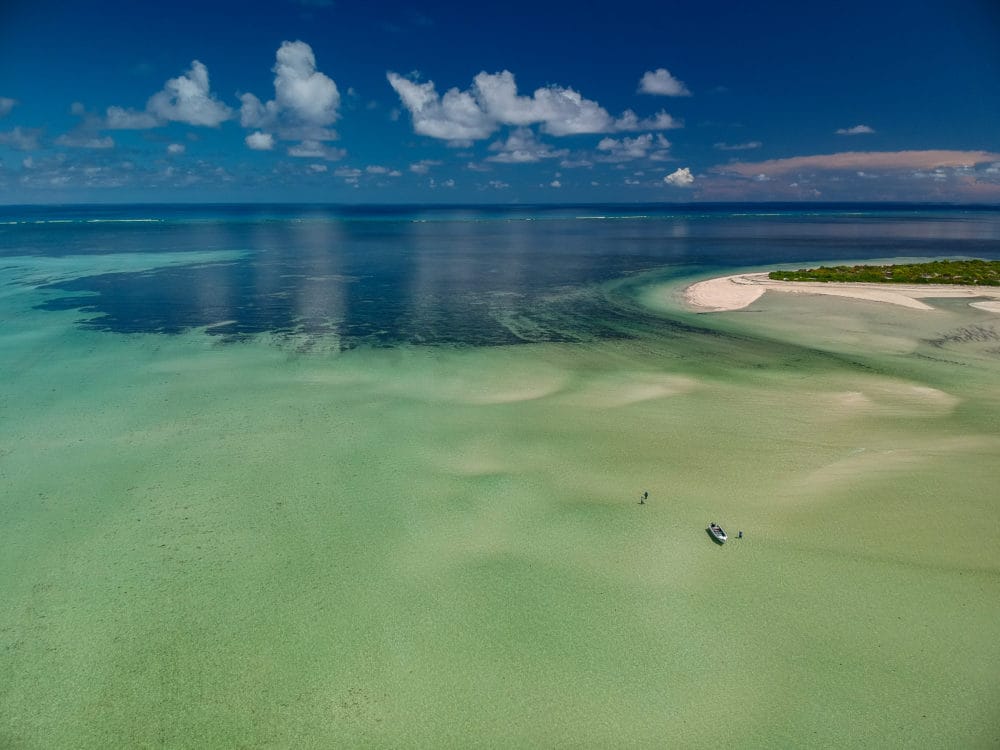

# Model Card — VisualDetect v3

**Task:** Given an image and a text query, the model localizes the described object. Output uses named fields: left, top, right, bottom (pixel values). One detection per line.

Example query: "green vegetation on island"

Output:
left=768, top=259, right=1000, bottom=286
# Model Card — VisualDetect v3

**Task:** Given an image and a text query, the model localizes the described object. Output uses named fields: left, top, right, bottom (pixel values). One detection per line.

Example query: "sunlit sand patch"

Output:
left=798, top=287, right=934, bottom=309
left=819, top=379, right=960, bottom=418
left=682, top=274, right=766, bottom=312
left=785, top=323, right=922, bottom=355
left=388, top=359, right=569, bottom=406
left=458, top=378, right=566, bottom=404
left=396, top=372, right=567, bottom=405
left=828, top=390, right=874, bottom=411
left=682, top=272, right=1000, bottom=313
left=797, top=448, right=919, bottom=495
left=793, top=435, right=998, bottom=496
left=559, top=372, right=699, bottom=408
left=970, top=300, right=1000, bottom=313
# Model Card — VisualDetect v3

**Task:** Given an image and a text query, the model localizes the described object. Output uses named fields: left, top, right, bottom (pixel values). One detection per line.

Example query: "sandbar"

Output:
left=684, top=272, right=1000, bottom=312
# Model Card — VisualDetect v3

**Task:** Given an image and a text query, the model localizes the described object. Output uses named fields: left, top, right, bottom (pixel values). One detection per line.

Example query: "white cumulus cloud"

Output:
left=167, top=143, right=185, bottom=155
left=0, top=97, right=17, bottom=118
left=55, top=133, right=115, bottom=149
left=336, top=168, right=361, bottom=184
left=388, top=69, right=681, bottom=142
left=103, top=61, right=231, bottom=129
left=365, top=165, right=403, bottom=177
left=409, top=159, right=441, bottom=174
left=835, top=124, right=875, bottom=135
left=245, top=131, right=275, bottom=150
left=474, top=70, right=616, bottom=136
left=613, top=109, right=681, bottom=131
left=147, top=61, right=233, bottom=127
left=55, top=104, right=116, bottom=149
left=597, top=133, right=671, bottom=162
left=639, top=69, right=691, bottom=97
left=287, top=140, right=345, bottom=160
left=240, top=41, right=341, bottom=143
left=487, top=127, right=568, bottom=163
left=0, top=126, right=41, bottom=150
left=104, top=105, right=159, bottom=130
left=664, top=167, right=695, bottom=187
left=560, top=158, right=593, bottom=168
left=387, top=73, right=495, bottom=141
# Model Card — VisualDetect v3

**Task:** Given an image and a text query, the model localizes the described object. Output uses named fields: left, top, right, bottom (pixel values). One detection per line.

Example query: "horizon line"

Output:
left=3, top=200, right=1000, bottom=209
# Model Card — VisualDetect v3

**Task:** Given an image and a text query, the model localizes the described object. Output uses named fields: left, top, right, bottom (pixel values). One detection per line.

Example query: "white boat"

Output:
left=708, top=523, right=727, bottom=543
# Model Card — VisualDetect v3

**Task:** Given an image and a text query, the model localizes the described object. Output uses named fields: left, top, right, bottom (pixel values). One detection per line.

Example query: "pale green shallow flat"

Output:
left=1, top=265, right=998, bottom=748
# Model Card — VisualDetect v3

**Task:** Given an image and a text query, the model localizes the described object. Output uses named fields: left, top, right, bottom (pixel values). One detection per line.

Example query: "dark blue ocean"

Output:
left=2, top=203, right=999, bottom=348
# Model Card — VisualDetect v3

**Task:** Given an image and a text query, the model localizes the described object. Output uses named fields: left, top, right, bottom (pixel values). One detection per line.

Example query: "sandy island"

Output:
left=684, top=272, right=1000, bottom=313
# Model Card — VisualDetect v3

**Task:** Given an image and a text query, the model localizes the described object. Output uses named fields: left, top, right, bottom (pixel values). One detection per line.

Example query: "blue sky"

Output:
left=1, top=0, right=998, bottom=203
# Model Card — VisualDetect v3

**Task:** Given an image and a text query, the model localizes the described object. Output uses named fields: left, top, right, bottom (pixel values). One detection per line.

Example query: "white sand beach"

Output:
left=684, top=272, right=1000, bottom=312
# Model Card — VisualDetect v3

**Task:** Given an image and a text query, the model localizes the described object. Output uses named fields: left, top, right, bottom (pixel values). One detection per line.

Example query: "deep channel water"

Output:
left=2, top=204, right=999, bottom=747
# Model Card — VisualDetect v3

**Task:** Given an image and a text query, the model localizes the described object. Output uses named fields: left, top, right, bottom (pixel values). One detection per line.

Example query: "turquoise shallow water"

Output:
left=1, top=205, right=999, bottom=747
